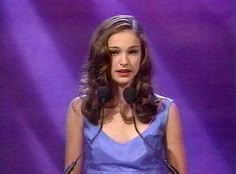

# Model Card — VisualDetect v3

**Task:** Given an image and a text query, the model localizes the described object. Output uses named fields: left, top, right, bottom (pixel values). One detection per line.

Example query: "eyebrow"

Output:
left=109, top=46, right=140, bottom=49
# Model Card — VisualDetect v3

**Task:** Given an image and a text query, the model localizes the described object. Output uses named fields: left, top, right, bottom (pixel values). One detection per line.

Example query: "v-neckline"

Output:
left=97, top=117, right=156, bottom=145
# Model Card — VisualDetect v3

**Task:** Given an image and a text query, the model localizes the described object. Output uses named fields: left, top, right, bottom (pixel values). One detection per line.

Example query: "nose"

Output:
left=120, top=62, right=128, bottom=67
left=120, top=53, right=128, bottom=67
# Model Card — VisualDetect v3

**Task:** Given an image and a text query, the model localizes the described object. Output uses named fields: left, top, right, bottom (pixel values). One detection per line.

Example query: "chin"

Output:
left=113, top=79, right=133, bottom=88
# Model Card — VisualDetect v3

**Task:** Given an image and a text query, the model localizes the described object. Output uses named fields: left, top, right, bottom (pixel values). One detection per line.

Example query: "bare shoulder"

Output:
left=154, top=94, right=182, bottom=133
left=165, top=100, right=187, bottom=173
left=168, top=101, right=181, bottom=123
left=66, top=96, right=85, bottom=125
left=69, top=97, right=83, bottom=114
left=65, top=96, right=85, bottom=172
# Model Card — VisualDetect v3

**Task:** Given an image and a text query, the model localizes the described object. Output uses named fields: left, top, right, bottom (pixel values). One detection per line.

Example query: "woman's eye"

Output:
left=129, top=50, right=139, bottom=54
left=110, top=50, right=119, bottom=55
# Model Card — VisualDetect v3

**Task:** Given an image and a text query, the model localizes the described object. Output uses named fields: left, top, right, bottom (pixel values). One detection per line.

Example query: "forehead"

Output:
left=107, top=30, right=140, bottom=47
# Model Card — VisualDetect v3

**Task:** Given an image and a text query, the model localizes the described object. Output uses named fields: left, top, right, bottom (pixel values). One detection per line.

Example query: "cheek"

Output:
left=110, top=59, right=116, bottom=72
left=132, top=58, right=141, bottom=72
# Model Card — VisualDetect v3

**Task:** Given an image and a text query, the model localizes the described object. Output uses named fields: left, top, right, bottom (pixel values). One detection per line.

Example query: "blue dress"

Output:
left=83, top=97, right=173, bottom=174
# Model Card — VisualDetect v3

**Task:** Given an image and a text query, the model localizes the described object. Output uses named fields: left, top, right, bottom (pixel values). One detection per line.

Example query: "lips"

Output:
left=115, top=69, right=131, bottom=77
left=115, top=69, right=131, bottom=73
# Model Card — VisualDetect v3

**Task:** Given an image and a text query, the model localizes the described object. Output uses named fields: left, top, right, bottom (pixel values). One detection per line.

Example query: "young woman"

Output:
left=65, top=15, right=187, bottom=174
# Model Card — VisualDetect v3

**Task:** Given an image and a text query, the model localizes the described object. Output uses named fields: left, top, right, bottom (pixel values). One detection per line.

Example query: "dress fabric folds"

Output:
left=83, top=97, right=173, bottom=174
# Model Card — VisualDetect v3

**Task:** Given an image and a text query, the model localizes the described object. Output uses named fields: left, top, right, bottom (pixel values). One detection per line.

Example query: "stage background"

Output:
left=1, top=0, right=235, bottom=173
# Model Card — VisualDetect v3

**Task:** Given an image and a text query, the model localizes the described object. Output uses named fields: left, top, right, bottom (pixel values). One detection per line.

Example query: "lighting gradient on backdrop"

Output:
left=1, top=0, right=235, bottom=173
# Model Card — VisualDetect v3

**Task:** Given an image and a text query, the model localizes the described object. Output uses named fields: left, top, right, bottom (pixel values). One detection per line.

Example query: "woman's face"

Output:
left=108, top=29, right=142, bottom=87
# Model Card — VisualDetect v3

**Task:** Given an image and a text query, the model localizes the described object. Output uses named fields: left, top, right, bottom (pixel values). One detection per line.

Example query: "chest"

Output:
left=101, top=113, right=150, bottom=144
left=83, top=112, right=165, bottom=172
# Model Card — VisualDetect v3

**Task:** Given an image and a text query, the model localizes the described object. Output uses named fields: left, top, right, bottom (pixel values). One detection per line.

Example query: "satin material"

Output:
left=83, top=97, right=173, bottom=174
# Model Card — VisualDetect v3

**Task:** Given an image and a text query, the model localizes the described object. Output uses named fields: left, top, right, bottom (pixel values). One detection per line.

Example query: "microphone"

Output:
left=97, top=86, right=113, bottom=103
left=123, top=87, right=180, bottom=174
left=123, top=87, right=137, bottom=104
left=63, top=86, right=112, bottom=174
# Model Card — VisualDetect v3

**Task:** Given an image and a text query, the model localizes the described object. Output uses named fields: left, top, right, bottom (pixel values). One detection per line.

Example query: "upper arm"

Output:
left=165, top=102, right=187, bottom=174
left=64, top=97, right=84, bottom=174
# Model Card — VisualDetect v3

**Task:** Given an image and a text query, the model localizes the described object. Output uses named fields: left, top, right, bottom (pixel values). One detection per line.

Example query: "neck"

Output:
left=112, top=84, right=130, bottom=106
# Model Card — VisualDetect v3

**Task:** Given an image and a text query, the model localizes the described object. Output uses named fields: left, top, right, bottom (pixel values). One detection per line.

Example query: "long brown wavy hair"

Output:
left=80, top=15, right=160, bottom=125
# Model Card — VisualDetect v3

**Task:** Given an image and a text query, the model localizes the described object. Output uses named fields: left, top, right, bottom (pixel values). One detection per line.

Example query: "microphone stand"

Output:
left=63, top=103, right=105, bottom=174
left=130, top=104, right=180, bottom=174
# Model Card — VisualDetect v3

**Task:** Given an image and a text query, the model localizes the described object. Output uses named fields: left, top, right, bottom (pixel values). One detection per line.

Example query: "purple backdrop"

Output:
left=1, top=0, right=235, bottom=173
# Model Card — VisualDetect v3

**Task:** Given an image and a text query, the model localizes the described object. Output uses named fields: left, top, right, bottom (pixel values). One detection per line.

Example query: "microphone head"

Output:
left=97, top=86, right=112, bottom=103
left=123, top=87, right=137, bottom=104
